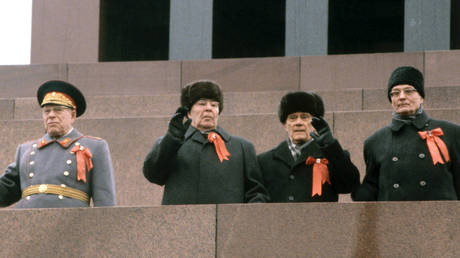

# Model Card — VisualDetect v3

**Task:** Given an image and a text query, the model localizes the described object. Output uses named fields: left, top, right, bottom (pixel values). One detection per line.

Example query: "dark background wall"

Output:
left=99, top=0, right=170, bottom=61
left=328, top=0, right=404, bottom=54
left=212, top=0, right=285, bottom=58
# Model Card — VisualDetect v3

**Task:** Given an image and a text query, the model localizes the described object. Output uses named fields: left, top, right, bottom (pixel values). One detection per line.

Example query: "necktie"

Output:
left=208, top=132, right=231, bottom=163
left=306, top=157, right=330, bottom=197
left=418, top=128, right=450, bottom=165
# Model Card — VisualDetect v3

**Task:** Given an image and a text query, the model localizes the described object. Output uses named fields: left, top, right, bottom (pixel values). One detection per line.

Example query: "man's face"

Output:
left=284, top=112, right=315, bottom=145
left=188, top=99, right=219, bottom=131
left=390, top=84, right=424, bottom=116
left=42, top=104, right=76, bottom=138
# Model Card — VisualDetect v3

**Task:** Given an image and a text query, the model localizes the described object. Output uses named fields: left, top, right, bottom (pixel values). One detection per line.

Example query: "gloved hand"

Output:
left=310, top=117, right=335, bottom=147
left=168, top=107, right=191, bottom=139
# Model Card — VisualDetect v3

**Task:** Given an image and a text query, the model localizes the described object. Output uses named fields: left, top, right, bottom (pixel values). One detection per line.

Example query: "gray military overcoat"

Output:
left=0, top=128, right=116, bottom=208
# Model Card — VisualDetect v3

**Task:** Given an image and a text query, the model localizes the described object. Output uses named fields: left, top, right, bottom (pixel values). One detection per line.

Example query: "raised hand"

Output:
left=168, top=107, right=191, bottom=139
left=310, top=117, right=335, bottom=147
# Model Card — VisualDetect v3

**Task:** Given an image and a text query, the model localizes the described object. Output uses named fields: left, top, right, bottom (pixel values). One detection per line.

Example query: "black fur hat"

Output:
left=181, top=80, right=223, bottom=113
left=278, top=91, right=325, bottom=123
left=37, top=80, right=86, bottom=117
left=387, top=66, right=424, bottom=102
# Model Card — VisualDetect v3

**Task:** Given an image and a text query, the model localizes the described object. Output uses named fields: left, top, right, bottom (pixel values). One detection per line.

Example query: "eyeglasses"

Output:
left=42, top=106, right=72, bottom=115
left=389, top=88, right=418, bottom=98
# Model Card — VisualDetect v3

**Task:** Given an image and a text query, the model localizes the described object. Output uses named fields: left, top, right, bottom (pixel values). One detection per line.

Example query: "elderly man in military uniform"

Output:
left=0, top=80, right=116, bottom=208
left=353, top=66, right=460, bottom=201
left=143, top=80, right=269, bottom=204
left=258, top=91, right=360, bottom=202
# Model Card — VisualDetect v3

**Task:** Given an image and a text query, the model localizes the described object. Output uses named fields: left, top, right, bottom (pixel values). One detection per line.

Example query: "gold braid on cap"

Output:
left=41, top=91, right=76, bottom=109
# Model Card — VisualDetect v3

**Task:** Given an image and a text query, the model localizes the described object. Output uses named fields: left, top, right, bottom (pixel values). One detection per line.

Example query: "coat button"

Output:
left=29, top=172, right=34, bottom=178
left=418, top=153, right=425, bottom=159
left=393, top=183, right=400, bottom=189
left=419, top=181, right=427, bottom=186
left=29, top=161, right=35, bottom=165
left=66, top=160, right=72, bottom=165
left=30, top=151, right=35, bottom=155
left=288, top=196, right=294, bottom=201
left=63, top=171, right=70, bottom=176
left=26, top=196, right=31, bottom=200
left=289, top=175, right=295, bottom=180
left=392, top=157, right=398, bottom=162
left=32, top=144, right=37, bottom=148
left=38, top=184, right=47, bottom=193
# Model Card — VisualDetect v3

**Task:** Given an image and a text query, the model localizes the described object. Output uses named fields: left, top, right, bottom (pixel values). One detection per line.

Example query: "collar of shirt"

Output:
left=287, top=138, right=313, bottom=161
left=391, top=107, right=430, bottom=132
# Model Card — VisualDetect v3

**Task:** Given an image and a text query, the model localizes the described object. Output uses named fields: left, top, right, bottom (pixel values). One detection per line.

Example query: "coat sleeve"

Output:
left=320, top=139, right=360, bottom=194
left=143, top=133, right=183, bottom=185
left=242, top=141, right=270, bottom=203
left=351, top=139, right=379, bottom=201
left=90, top=139, right=116, bottom=206
left=450, top=125, right=460, bottom=200
left=0, top=146, right=23, bottom=207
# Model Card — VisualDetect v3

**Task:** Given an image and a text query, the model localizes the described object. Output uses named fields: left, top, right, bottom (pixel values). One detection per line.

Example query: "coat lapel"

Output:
left=293, top=141, right=322, bottom=167
left=185, top=126, right=231, bottom=145
left=273, top=141, right=295, bottom=168
left=38, top=128, right=83, bottom=149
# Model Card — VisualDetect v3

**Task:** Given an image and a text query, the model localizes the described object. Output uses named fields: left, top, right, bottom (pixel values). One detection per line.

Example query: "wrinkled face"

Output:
left=188, top=99, right=219, bottom=131
left=284, top=112, right=315, bottom=145
left=390, top=84, right=424, bottom=116
left=42, top=104, right=76, bottom=138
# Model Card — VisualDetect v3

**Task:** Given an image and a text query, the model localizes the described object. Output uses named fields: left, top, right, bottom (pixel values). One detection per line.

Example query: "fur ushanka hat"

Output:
left=278, top=91, right=324, bottom=124
left=181, top=80, right=223, bottom=113
left=387, top=66, right=424, bottom=102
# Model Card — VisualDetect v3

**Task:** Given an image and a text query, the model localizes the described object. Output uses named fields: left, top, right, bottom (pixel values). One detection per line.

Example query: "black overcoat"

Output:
left=352, top=111, right=460, bottom=201
left=143, top=126, right=269, bottom=204
left=257, top=139, right=359, bottom=202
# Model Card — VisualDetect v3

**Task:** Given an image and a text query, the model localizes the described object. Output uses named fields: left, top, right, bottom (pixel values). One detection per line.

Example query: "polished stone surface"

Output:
left=31, top=0, right=100, bottom=64
left=0, top=205, right=216, bottom=257
left=217, top=202, right=460, bottom=257
left=425, top=50, right=460, bottom=87
left=182, top=57, right=300, bottom=91
left=404, top=0, right=450, bottom=52
left=301, top=52, right=424, bottom=90
left=67, top=61, right=182, bottom=96
left=0, top=99, right=13, bottom=120
left=0, top=64, right=67, bottom=98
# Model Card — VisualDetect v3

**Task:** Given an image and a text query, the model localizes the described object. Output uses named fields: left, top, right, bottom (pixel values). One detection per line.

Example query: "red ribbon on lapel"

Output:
left=71, top=145, right=93, bottom=182
left=306, top=156, right=330, bottom=197
left=418, top=128, right=450, bottom=165
left=208, top=132, right=231, bottom=163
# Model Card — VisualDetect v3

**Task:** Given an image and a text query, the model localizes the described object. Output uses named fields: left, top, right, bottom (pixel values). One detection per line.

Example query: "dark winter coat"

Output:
left=352, top=111, right=460, bottom=201
left=257, top=139, right=360, bottom=202
left=143, top=126, right=269, bottom=204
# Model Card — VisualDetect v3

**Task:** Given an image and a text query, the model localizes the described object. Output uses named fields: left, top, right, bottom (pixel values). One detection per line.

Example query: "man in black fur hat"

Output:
left=0, top=80, right=116, bottom=208
left=257, top=91, right=359, bottom=202
left=143, top=80, right=269, bottom=204
left=353, top=66, right=460, bottom=201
